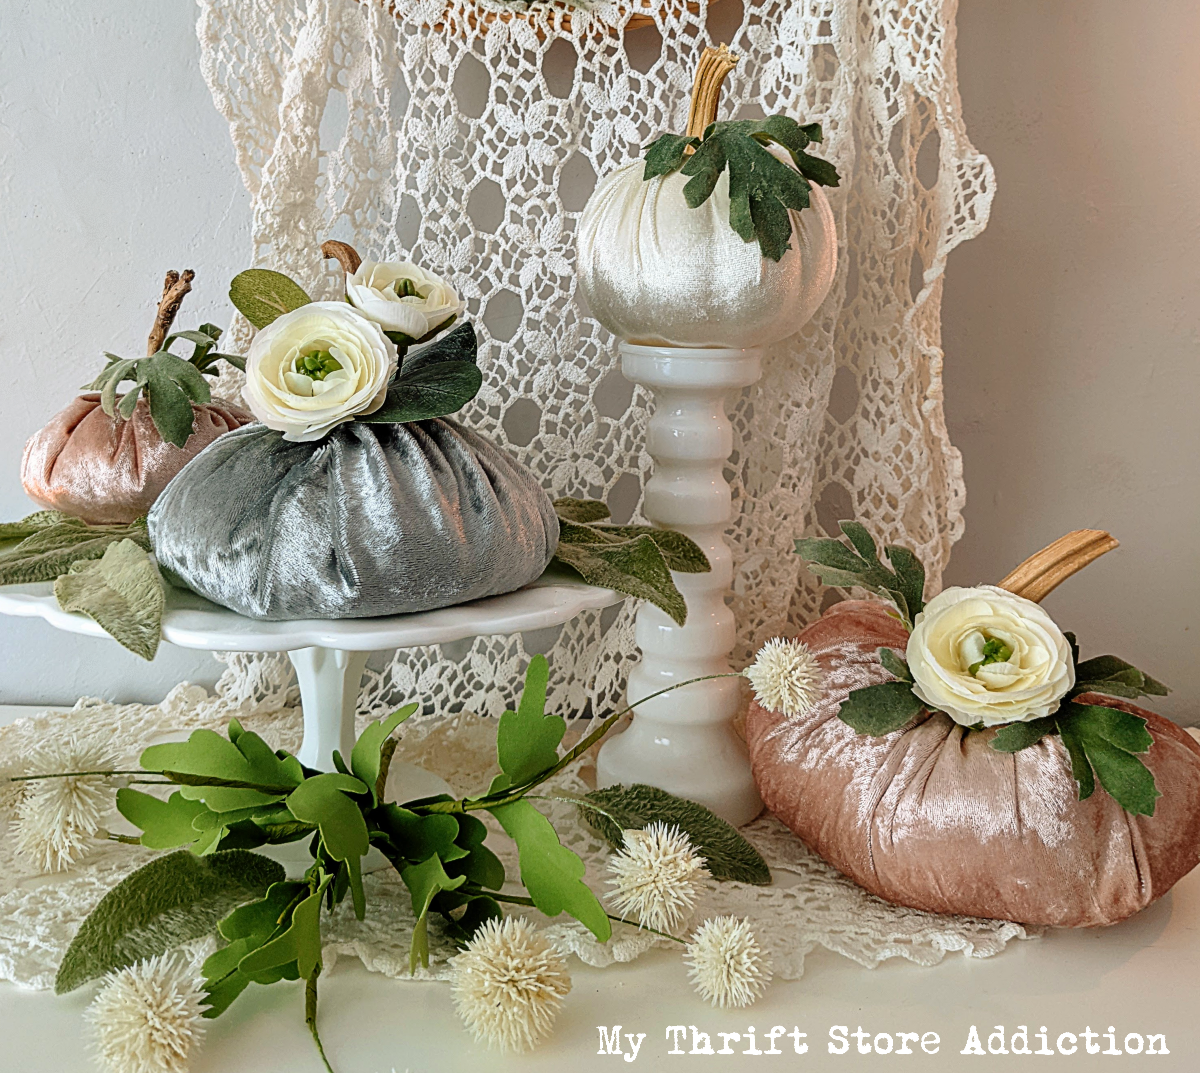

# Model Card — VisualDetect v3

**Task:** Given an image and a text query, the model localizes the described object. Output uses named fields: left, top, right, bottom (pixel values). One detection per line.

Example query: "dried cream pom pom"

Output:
left=606, top=822, right=710, bottom=933
left=85, top=953, right=206, bottom=1073
left=14, top=733, right=119, bottom=872
left=685, top=915, right=773, bottom=1009
left=744, top=637, right=823, bottom=718
left=449, top=917, right=571, bottom=1053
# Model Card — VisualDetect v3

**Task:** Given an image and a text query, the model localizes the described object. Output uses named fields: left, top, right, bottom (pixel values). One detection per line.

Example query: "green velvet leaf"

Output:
left=877, top=647, right=913, bottom=682
left=490, top=655, right=564, bottom=793
left=359, top=323, right=482, bottom=423
left=837, top=680, right=924, bottom=735
left=488, top=799, right=610, bottom=941
left=53, top=539, right=165, bottom=660
left=1056, top=702, right=1161, bottom=814
left=286, top=773, right=370, bottom=864
left=350, top=702, right=418, bottom=805
left=400, top=853, right=467, bottom=972
left=579, top=783, right=771, bottom=885
left=552, top=497, right=612, bottom=524
left=884, top=545, right=926, bottom=622
left=553, top=533, right=686, bottom=625
left=642, top=132, right=699, bottom=179
left=54, top=849, right=284, bottom=994
left=0, top=515, right=150, bottom=585
left=116, top=788, right=211, bottom=849
left=1074, top=654, right=1170, bottom=698
left=988, top=714, right=1059, bottom=753
left=142, top=353, right=210, bottom=448
left=228, top=268, right=312, bottom=329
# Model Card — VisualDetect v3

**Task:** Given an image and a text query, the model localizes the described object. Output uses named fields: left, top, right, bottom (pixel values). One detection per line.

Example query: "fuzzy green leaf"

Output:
left=54, top=539, right=165, bottom=660
left=838, top=680, right=924, bottom=735
left=401, top=853, right=467, bottom=972
left=553, top=533, right=685, bottom=625
left=877, top=647, right=913, bottom=682
left=885, top=545, right=926, bottom=621
left=142, top=353, right=210, bottom=447
left=552, top=497, right=612, bottom=524
left=490, top=655, right=564, bottom=793
left=0, top=511, right=68, bottom=543
left=579, top=783, right=771, bottom=885
left=228, top=269, right=312, bottom=329
left=351, top=702, right=417, bottom=805
left=642, top=132, right=699, bottom=179
left=489, top=799, right=610, bottom=941
left=1074, top=654, right=1170, bottom=698
left=0, top=516, right=150, bottom=585
left=359, top=322, right=482, bottom=423
left=55, top=850, right=283, bottom=994
left=988, top=714, right=1059, bottom=754
left=116, top=789, right=212, bottom=849
left=1057, top=703, right=1160, bottom=815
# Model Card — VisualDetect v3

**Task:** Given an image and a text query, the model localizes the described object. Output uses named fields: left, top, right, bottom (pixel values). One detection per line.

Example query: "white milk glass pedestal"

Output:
left=596, top=343, right=763, bottom=826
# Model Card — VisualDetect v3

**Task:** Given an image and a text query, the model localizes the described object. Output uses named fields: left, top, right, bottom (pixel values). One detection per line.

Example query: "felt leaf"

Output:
left=228, top=269, right=312, bottom=329
left=442, top=813, right=505, bottom=890
left=579, top=783, right=771, bottom=885
left=885, top=545, right=926, bottom=621
left=489, top=799, right=610, bottom=941
left=1060, top=702, right=1161, bottom=816
left=401, top=853, right=467, bottom=972
left=1069, top=703, right=1154, bottom=754
left=141, top=727, right=303, bottom=797
left=989, top=714, right=1059, bottom=754
left=559, top=518, right=712, bottom=574
left=359, top=322, right=482, bottom=423
left=142, top=353, right=209, bottom=448
left=1074, top=654, right=1170, bottom=698
left=238, top=877, right=329, bottom=981
left=642, top=132, right=699, bottom=179
left=351, top=702, right=418, bottom=805
left=55, top=850, right=283, bottom=993
left=553, top=533, right=686, bottom=626
left=0, top=510, right=68, bottom=543
left=54, top=539, right=165, bottom=660
left=491, top=655, right=564, bottom=792
left=552, top=497, right=611, bottom=523
left=116, top=788, right=212, bottom=849
left=286, top=773, right=370, bottom=863
left=441, top=895, right=504, bottom=946
left=838, top=680, right=925, bottom=735
left=371, top=805, right=463, bottom=865
left=0, top=516, right=150, bottom=585
left=877, top=647, right=913, bottom=682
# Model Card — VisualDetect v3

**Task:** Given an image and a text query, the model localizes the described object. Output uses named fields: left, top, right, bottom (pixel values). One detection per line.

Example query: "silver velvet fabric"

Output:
left=148, top=419, right=559, bottom=621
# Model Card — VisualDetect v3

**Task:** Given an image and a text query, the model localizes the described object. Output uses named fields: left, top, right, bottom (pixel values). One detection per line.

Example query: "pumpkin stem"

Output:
left=996, top=530, right=1119, bottom=603
left=685, top=43, right=740, bottom=139
left=146, top=269, right=195, bottom=356
left=321, top=239, right=363, bottom=277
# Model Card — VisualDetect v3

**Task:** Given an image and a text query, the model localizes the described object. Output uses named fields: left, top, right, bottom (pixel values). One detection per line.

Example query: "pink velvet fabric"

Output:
left=21, top=393, right=254, bottom=525
left=747, top=600, right=1200, bottom=927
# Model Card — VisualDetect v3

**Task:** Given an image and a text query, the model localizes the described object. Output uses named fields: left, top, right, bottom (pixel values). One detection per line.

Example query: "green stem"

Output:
left=478, top=888, right=686, bottom=945
left=305, top=969, right=332, bottom=1074
left=7, top=770, right=145, bottom=782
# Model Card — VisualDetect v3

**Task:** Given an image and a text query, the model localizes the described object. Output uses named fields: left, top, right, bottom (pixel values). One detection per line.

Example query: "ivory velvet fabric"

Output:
left=746, top=600, right=1200, bottom=927
left=21, top=393, right=254, bottom=525
left=148, top=418, right=559, bottom=621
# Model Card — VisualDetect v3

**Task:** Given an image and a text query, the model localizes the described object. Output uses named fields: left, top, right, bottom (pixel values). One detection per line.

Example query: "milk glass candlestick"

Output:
left=596, top=344, right=764, bottom=826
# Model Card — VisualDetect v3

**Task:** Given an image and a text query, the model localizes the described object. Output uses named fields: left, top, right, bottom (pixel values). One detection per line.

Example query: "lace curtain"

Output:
left=194, top=0, right=993, bottom=719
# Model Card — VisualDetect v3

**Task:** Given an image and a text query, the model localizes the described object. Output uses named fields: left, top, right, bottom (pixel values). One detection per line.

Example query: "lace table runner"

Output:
left=0, top=683, right=1033, bottom=991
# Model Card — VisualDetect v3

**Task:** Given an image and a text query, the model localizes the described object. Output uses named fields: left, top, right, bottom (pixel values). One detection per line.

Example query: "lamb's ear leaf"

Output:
left=552, top=497, right=611, bottom=523
left=54, top=850, right=284, bottom=994
left=0, top=516, right=150, bottom=585
left=837, top=681, right=924, bottom=736
left=552, top=534, right=686, bottom=625
left=228, top=269, right=312, bottom=329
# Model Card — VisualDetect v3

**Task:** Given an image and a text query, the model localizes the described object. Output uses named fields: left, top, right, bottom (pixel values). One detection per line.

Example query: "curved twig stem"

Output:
left=305, top=969, right=333, bottom=1074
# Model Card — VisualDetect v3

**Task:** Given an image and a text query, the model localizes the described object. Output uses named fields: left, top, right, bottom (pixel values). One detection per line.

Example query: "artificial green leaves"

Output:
left=642, top=116, right=840, bottom=261
left=550, top=498, right=710, bottom=626
left=358, top=322, right=483, bottom=424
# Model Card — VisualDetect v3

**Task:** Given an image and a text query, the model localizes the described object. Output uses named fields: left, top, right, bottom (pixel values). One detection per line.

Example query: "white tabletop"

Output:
left=2, top=705, right=1197, bottom=1073
left=0, top=569, right=622, bottom=653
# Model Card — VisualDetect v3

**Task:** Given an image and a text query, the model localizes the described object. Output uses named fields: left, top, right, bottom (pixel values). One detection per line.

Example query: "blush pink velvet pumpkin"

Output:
left=21, top=393, right=254, bottom=525
left=746, top=599, right=1200, bottom=928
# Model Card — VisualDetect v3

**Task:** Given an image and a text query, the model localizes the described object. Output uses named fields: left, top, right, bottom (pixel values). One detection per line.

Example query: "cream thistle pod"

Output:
left=577, top=45, right=838, bottom=349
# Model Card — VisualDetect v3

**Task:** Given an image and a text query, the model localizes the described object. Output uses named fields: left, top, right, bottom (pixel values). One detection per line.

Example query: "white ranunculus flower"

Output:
left=242, top=302, right=397, bottom=443
left=345, top=260, right=465, bottom=340
left=905, top=585, right=1075, bottom=727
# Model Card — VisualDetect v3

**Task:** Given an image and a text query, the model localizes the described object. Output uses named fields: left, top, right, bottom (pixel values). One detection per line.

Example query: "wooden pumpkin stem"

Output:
left=997, top=529, right=1119, bottom=603
left=321, top=240, right=363, bottom=276
left=146, top=269, right=195, bottom=356
left=685, top=43, right=740, bottom=139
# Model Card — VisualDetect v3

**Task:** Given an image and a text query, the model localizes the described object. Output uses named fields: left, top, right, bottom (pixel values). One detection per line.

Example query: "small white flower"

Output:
left=85, top=953, right=206, bottom=1073
left=449, top=917, right=571, bottom=1053
left=13, top=733, right=119, bottom=873
left=345, top=259, right=465, bottom=341
left=744, top=637, right=824, bottom=717
left=242, top=301, right=397, bottom=442
left=606, top=822, right=709, bottom=933
left=685, top=916, right=773, bottom=1009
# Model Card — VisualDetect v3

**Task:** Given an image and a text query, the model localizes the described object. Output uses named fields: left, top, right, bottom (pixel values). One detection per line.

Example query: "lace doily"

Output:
left=0, top=682, right=1031, bottom=992
left=193, top=0, right=994, bottom=718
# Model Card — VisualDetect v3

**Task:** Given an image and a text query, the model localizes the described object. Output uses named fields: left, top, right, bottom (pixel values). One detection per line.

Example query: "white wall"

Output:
left=0, top=1, right=1195, bottom=722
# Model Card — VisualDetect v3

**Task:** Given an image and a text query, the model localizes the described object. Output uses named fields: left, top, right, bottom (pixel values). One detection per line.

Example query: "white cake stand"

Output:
left=0, top=570, right=623, bottom=794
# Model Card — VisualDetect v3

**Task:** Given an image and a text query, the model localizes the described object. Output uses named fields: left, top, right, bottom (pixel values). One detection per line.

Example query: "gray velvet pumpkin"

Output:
left=148, top=419, right=559, bottom=620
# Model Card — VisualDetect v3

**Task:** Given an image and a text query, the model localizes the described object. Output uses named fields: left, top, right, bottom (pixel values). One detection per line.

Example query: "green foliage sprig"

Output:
left=795, top=520, right=1168, bottom=816
left=642, top=116, right=840, bottom=262
left=45, top=654, right=768, bottom=1071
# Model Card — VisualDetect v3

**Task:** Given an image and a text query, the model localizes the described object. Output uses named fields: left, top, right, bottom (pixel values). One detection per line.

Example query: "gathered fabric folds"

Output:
left=149, top=418, right=559, bottom=621
left=747, top=600, right=1200, bottom=927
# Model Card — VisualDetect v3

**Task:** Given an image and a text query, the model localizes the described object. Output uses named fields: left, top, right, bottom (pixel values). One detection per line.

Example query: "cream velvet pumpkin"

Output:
left=577, top=155, right=837, bottom=349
